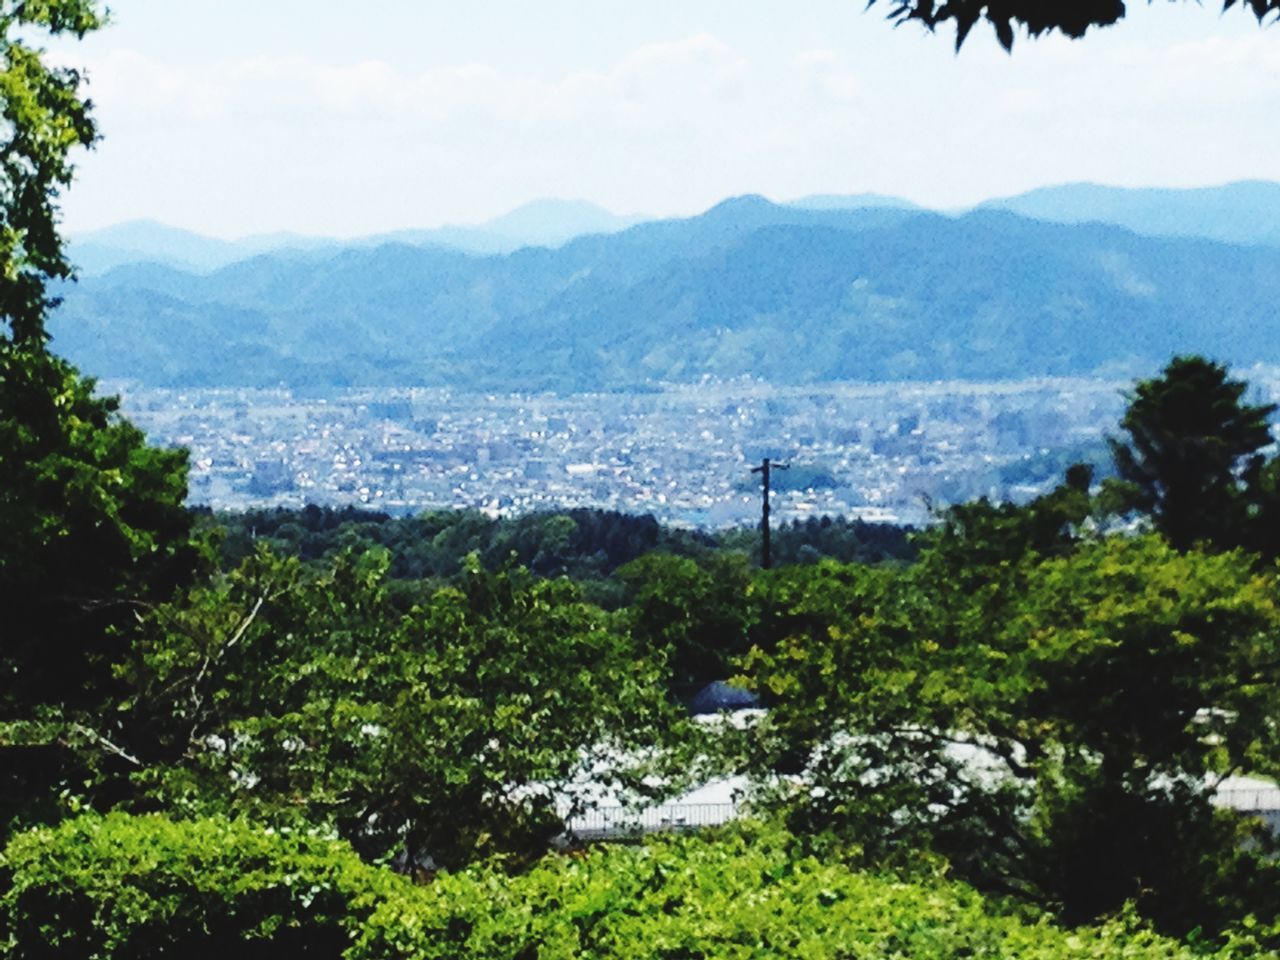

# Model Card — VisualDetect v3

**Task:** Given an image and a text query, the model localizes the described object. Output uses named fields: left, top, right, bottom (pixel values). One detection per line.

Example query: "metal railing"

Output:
left=564, top=801, right=742, bottom=838
left=558, top=785, right=1280, bottom=840
left=1215, top=786, right=1280, bottom=812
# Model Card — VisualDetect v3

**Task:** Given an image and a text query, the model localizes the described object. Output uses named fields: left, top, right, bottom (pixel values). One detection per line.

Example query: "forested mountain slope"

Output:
left=50, top=198, right=1280, bottom=390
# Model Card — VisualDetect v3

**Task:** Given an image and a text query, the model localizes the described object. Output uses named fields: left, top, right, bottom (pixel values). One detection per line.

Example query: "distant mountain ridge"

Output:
left=68, top=198, right=648, bottom=275
left=789, top=193, right=922, bottom=212
left=71, top=181, right=1280, bottom=278
left=50, top=190, right=1280, bottom=393
left=980, top=181, right=1280, bottom=249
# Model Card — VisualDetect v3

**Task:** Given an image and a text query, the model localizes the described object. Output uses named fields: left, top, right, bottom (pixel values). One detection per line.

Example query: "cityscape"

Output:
left=105, top=370, right=1280, bottom=527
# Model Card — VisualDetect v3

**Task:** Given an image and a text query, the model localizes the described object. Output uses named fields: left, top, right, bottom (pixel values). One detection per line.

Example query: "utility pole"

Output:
left=751, top=457, right=788, bottom=569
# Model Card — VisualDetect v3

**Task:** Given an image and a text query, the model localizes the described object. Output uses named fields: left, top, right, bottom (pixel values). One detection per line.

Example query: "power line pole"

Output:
left=751, top=457, right=788, bottom=569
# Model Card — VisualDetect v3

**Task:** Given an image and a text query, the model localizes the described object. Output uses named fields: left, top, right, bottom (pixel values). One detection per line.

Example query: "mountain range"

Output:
left=980, top=180, right=1280, bottom=249
left=50, top=183, right=1280, bottom=392
left=67, top=199, right=646, bottom=275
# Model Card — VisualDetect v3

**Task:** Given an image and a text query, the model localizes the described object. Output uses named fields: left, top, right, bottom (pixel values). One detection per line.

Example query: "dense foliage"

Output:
left=3, top=353, right=1279, bottom=952
left=872, top=0, right=1280, bottom=51
left=0, top=813, right=404, bottom=959
left=0, top=0, right=101, bottom=345
left=1105, top=355, right=1279, bottom=557
left=6, top=816, right=1271, bottom=960
left=0, top=344, right=198, bottom=834
left=740, top=532, right=1280, bottom=930
left=12, top=0, right=1280, bottom=953
left=205, top=505, right=915, bottom=584
left=118, top=550, right=676, bottom=869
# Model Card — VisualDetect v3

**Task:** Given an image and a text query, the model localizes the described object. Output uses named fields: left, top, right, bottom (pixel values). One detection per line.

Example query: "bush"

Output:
left=0, top=813, right=405, bottom=959
left=4, top=816, right=1270, bottom=959
left=353, top=824, right=1248, bottom=960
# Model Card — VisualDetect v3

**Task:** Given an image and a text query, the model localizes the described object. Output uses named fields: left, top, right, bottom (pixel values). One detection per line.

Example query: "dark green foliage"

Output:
left=206, top=506, right=709, bottom=583
left=0, top=347, right=198, bottom=832
left=737, top=528, right=1280, bottom=937
left=1105, top=355, right=1277, bottom=553
left=1241, top=457, right=1280, bottom=559
left=0, top=348, right=196, bottom=709
left=123, top=550, right=675, bottom=869
left=1030, top=776, right=1280, bottom=934
left=874, top=0, right=1280, bottom=51
left=5, top=362, right=1280, bottom=948
left=718, top=514, right=916, bottom=568
left=727, top=365, right=1280, bottom=936
left=206, top=505, right=913, bottom=586
left=618, top=552, right=758, bottom=697
left=0, top=0, right=210, bottom=840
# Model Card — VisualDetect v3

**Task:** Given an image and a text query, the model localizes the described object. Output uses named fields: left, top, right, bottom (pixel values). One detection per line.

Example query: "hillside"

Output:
left=49, top=197, right=1280, bottom=391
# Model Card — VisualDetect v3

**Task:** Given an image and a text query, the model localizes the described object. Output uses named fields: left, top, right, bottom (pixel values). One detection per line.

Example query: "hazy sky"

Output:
left=46, top=1, right=1280, bottom=238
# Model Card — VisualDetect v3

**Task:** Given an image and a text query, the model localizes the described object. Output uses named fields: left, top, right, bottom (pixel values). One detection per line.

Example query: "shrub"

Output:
left=4, top=816, right=1269, bottom=959
left=354, top=824, right=1248, bottom=960
left=0, top=813, right=405, bottom=959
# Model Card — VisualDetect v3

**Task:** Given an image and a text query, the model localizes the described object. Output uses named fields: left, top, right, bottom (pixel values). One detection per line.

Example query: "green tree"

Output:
left=125, top=550, right=676, bottom=869
left=618, top=552, right=757, bottom=697
left=7, top=816, right=1263, bottom=960
left=0, top=0, right=205, bottom=834
left=1105, top=355, right=1276, bottom=553
left=0, top=0, right=102, bottom=345
left=737, top=532, right=1280, bottom=935
left=0, top=347, right=198, bottom=833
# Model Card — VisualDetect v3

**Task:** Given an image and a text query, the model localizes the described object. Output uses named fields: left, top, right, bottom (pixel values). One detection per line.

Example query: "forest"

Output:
left=6, top=2, right=1280, bottom=958
left=7, top=343, right=1280, bottom=957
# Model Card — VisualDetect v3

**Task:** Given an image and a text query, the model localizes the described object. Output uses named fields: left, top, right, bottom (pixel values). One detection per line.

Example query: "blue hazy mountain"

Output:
left=981, top=181, right=1280, bottom=248
left=788, top=193, right=921, bottom=212
left=69, top=199, right=646, bottom=275
left=68, top=221, right=243, bottom=274
left=50, top=196, right=1280, bottom=391
left=481, top=197, right=644, bottom=246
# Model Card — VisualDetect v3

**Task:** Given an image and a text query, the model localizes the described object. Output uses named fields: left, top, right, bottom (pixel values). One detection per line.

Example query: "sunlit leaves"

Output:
left=0, top=0, right=103, bottom=343
left=128, top=550, right=677, bottom=868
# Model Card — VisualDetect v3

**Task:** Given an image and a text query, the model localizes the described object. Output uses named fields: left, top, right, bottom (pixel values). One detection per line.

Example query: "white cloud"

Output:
left=51, top=4, right=1280, bottom=237
left=75, top=32, right=750, bottom=129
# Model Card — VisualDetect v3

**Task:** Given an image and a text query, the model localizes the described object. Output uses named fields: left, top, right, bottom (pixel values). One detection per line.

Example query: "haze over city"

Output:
left=50, top=0, right=1280, bottom=239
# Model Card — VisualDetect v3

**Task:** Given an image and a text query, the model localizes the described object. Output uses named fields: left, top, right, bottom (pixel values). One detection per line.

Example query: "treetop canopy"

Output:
left=875, top=0, right=1280, bottom=50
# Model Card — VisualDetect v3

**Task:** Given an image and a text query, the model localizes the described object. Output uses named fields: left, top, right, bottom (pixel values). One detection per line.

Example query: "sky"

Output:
left=43, top=0, right=1280, bottom=239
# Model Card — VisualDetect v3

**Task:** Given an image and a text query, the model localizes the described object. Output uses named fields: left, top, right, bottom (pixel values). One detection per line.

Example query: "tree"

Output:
left=1105, top=355, right=1276, bottom=553
left=0, top=347, right=198, bottom=831
left=737, top=535, right=1280, bottom=936
left=0, top=0, right=103, bottom=345
left=618, top=552, right=757, bottom=697
left=0, top=0, right=203, bottom=833
left=125, top=550, right=676, bottom=869
left=873, top=0, right=1280, bottom=52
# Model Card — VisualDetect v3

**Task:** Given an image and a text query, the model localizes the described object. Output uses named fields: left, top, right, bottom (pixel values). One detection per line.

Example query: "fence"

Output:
left=561, top=784, right=1280, bottom=841
left=1216, top=784, right=1280, bottom=812
left=564, top=801, right=741, bottom=839
left=1215, top=784, right=1280, bottom=833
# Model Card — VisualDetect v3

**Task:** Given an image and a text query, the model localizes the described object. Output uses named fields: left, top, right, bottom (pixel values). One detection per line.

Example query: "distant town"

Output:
left=106, top=371, right=1280, bottom=528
